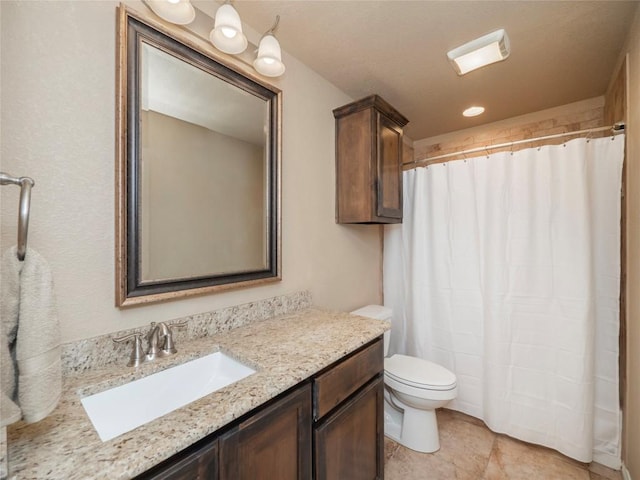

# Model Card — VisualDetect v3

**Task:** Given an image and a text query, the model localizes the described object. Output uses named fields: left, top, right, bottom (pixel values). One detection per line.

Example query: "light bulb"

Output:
left=144, top=0, right=195, bottom=25
left=221, top=27, right=237, bottom=39
left=254, top=34, right=285, bottom=77
left=209, top=3, right=247, bottom=54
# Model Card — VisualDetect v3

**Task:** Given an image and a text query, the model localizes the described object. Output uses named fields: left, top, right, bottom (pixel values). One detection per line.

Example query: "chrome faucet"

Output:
left=145, top=322, right=165, bottom=361
left=147, top=321, right=188, bottom=359
left=113, top=320, right=188, bottom=367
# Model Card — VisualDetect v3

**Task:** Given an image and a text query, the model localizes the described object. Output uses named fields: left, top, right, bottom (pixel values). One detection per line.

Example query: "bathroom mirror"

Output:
left=116, top=7, right=281, bottom=307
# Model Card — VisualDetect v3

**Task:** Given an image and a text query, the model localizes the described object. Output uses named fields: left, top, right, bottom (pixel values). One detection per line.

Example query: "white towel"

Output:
left=0, top=246, right=61, bottom=426
left=1, top=247, right=21, bottom=427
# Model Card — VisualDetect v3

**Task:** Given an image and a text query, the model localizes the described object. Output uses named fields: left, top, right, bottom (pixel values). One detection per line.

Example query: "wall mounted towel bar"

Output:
left=0, top=172, right=35, bottom=261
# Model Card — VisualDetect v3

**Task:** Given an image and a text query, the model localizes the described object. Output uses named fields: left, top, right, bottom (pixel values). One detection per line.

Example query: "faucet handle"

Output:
left=168, top=320, right=188, bottom=331
left=162, top=320, right=188, bottom=354
left=113, top=332, right=145, bottom=367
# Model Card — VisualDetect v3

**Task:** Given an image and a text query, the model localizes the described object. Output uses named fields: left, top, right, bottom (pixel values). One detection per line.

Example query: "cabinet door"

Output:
left=314, top=376, right=384, bottom=480
left=219, top=383, right=312, bottom=480
left=138, top=437, right=218, bottom=480
left=376, top=113, right=403, bottom=219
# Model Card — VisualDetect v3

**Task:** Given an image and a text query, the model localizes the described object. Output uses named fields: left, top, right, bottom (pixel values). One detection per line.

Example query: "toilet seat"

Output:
left=384, top=354, right=456, bottom=391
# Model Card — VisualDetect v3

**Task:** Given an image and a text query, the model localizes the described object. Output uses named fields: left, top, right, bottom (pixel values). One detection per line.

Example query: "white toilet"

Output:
left=351, top=305, right=457, bottom=453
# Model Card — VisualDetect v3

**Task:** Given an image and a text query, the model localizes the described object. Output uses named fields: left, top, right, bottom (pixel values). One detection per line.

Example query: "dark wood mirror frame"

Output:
left=116, top=6, right=282, bottom=307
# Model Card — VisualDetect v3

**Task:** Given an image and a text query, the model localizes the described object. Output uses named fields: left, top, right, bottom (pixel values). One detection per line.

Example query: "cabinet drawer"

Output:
left=313, top=338, right=383, bottom=420
left=314, top=376, right=384, bottom=480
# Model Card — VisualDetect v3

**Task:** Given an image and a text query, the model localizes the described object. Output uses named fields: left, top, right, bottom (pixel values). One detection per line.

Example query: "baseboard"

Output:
left=593, top=451, right=622, bottom=470
left=622, top=464, right=632, bottom=480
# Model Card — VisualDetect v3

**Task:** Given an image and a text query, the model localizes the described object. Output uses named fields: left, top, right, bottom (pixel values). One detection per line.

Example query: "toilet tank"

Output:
left=350, top=305, right=392, bottom=356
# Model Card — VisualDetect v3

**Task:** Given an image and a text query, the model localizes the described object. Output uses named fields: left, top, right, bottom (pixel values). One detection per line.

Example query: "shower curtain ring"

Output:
left=484, top=146, right=490, bottom=158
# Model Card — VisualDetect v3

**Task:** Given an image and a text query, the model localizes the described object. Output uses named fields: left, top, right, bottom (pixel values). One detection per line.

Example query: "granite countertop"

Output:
left=6, top=308, right=388, bottom=479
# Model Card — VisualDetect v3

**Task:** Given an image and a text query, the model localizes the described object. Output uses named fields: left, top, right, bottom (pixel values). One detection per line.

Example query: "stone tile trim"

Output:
left=413, top=103, right=605, bottom=165
left=61, top=290, right=312, bottom=375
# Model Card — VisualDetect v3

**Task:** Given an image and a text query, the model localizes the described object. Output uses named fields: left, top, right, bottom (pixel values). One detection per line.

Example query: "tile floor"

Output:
left=384, top=409, right=622, bottom=480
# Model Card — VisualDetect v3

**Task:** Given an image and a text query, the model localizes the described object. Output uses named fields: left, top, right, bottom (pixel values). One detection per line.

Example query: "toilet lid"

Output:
left=384, top=354, right=457, bottom=391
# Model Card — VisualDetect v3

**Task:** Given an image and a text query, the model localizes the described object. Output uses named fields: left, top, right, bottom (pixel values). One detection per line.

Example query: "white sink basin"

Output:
left=81, top=352, right=256, bottom=442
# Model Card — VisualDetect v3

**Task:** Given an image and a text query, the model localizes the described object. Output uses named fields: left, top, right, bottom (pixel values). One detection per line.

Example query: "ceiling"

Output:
left=229, top=0, right=638, bottom=140
left=144, top=43, right=266, bottom=145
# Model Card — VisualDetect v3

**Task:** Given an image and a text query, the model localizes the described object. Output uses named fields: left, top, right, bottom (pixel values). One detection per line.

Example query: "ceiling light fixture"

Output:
left=463, top=106, right=485, bottom=117
left=210, top=1, right=248, bottom=54
left=254, top=16, right=286, bottom=77
left=447, top=29, right=510, bottom=75
left=144, top=0, right=196, bottom=25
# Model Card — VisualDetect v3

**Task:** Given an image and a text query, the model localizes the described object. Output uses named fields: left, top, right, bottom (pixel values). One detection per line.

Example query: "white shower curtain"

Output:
left=384, top=135, right=624, bottom=466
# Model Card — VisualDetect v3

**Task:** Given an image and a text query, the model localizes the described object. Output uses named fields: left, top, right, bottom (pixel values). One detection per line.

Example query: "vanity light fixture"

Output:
left=447, top=29, right=510, bottom=75
left=253, top=16, right=286, bottom=77
left=210, top=1, right=248, bottom=54
left=144, top=0, right=286, bottom=78
left=463, top=106, right=485, bottom=117
left=143, top=0, right=195, bottom=25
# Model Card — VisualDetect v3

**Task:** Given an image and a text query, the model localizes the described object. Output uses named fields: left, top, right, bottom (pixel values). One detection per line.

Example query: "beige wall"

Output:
left=623, top=5, right=640, bottom=478
left=141, top=110, right=265, bottom=280
left=0, top=1, right=382, bottom=343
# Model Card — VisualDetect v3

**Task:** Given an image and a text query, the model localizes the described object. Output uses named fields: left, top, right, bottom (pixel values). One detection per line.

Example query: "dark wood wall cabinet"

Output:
left=334, top=95, right=409, bottom=224
left=136, top=338, right=384, bottom=480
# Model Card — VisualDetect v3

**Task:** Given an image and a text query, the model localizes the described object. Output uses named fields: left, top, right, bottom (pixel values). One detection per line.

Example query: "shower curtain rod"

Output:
left=405, top=122, right=626, bottom=168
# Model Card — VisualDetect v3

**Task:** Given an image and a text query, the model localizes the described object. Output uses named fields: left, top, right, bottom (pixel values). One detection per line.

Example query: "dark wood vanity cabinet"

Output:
left=313, top=338, right=385, bottom=480
left=140, top=435, right=219, bottom=480
left=315, top=377, right=384, bottom=480
left=138, top=435, right=219, bottom=480
left=334, top=95, right=409, bottom=224
left=139, top=383, right=310, bottom=480
left=219, top=383, right=312, bottom=479
left=138, top=338, right=384, bottom=480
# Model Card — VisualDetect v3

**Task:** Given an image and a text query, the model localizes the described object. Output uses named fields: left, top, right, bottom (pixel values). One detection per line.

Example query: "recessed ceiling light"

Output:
left=447, top=29, right=510, bottom=75
left=463, top=106, right=485, bottom=117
